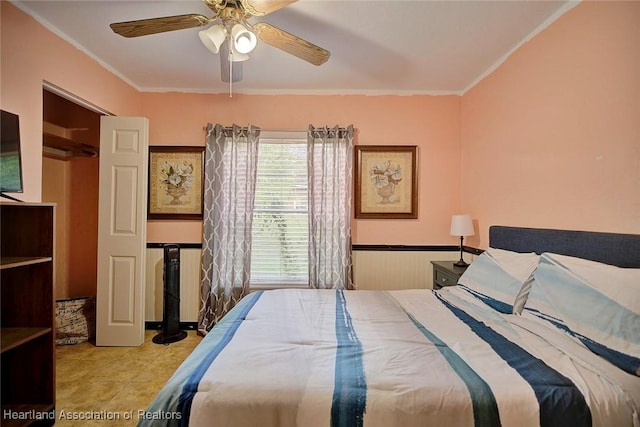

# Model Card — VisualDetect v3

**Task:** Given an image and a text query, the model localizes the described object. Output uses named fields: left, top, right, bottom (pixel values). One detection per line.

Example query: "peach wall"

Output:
left=141, top=93, right=462, bottom=245
left=461, top=1, right=640, bottom=248
left=0, top=2, right=141, bottom=201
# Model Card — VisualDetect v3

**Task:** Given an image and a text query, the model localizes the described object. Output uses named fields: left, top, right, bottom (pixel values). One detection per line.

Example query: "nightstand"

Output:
left=431, top=261, right=468, bottom=289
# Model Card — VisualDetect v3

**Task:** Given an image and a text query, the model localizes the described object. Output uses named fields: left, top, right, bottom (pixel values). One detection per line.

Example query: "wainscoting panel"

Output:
left=145, top=246, right=476, bottom=321
left=145, top=248, right=201, bottom=322
left=353, top=250, right=471, bottom=290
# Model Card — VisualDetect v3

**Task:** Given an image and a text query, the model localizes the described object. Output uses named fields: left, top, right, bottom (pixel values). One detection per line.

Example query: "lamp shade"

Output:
left=231, top=24, right=257, bottom=54
left=199, top=25, right=226, bottom=54
left=450, top=214, right=474, bottom=237
left=229, top=51, right=249, bottom=62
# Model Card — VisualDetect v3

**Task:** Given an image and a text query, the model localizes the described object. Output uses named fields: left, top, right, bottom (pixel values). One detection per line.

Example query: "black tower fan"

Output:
left=153, top=244, right=187, bottom=344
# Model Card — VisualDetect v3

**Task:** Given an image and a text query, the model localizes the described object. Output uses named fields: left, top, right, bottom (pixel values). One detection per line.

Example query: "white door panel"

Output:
left=97, top=116, right=149, bottom=346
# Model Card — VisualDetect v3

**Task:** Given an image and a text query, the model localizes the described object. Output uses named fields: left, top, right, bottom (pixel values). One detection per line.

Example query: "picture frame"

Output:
left=354, top=145, right=418, bottom=219
left=148, top=146, right=205, bottom=220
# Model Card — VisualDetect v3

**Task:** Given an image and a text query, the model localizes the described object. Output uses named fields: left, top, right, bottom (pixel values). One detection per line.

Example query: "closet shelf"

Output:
left=43, top=121, right=98, bottom=158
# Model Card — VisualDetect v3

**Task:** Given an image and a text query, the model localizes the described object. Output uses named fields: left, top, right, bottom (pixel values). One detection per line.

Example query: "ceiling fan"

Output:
left=109, top=0, right=330, bottom=83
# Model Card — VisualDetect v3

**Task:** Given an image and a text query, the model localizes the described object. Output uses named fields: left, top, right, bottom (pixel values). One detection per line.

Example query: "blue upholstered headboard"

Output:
left=489, top=226, right=640, bottom=268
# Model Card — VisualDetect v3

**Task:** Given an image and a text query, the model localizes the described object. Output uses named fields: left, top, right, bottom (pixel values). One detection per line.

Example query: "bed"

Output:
left=139, top=226, right=640, bottom=427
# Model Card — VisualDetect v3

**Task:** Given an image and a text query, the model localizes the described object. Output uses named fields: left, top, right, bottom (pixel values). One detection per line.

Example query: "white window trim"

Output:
left=259, top=130, right=307, bottom=140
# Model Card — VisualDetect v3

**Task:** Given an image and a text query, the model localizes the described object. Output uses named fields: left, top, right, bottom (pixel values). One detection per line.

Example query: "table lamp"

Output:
left=450, top=214, right=474, bottom=267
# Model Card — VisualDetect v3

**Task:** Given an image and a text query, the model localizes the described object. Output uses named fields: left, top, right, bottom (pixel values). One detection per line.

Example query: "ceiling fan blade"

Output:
left=239, top=0, right=298, bottom=16
left=252, top=22, right=329, bottom=66
left=220, top=43, right=243, bottom=83
left=110, top=14, right=211, bottom=38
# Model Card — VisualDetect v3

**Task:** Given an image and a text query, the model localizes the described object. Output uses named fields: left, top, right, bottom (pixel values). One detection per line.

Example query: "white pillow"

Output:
left=524, top=252, right=640, bottom=376
left=457, top=248, right=539, bottom=314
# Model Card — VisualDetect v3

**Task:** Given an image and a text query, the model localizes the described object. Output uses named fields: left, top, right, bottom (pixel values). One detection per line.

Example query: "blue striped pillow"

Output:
left=457, top=248, right=538, bottom=314
left=525, top=253, right=640, bottom=376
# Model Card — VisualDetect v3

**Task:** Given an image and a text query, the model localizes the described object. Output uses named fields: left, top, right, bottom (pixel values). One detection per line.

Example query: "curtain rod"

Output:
left=201, top=126, right=305, bottom=132
left=202, top=125, right=353, bottom=141
left=202, top=125, right=354, bottom=133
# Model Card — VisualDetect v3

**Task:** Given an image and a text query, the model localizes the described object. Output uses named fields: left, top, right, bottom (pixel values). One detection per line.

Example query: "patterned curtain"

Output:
left=199, top=124, right=260, bottom=334
left=307, top=125, right=355, bottom=290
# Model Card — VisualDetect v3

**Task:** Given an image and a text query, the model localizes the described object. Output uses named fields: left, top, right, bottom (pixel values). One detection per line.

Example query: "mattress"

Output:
left=139, top=287, right=640, bottom=427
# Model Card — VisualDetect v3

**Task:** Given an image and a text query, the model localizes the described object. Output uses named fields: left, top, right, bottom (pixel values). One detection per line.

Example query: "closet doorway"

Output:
left=41, top=86, right=103, bottom=301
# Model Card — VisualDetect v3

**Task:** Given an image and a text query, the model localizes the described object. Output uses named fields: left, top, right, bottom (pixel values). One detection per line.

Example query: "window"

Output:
left=250, top=138, right=308, bottom=286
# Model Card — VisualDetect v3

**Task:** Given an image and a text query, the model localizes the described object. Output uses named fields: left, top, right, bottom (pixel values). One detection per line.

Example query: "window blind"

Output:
left=250, top=140, right=308, bottom=285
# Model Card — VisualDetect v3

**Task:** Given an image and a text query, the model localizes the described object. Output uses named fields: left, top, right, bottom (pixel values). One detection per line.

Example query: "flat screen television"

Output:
left=1, top=109, right=24, bottom=196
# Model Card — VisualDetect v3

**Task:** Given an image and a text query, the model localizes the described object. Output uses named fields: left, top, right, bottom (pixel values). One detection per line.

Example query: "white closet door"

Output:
left=96, top=116, right=149, bottom=346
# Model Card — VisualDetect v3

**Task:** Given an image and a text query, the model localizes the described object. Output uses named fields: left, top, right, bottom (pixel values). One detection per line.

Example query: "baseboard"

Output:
left=145, top=321, right=198, bottom=331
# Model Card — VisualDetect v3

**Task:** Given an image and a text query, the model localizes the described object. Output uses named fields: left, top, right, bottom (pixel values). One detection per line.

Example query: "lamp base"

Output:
left=454, top=236, right=468, bottom=268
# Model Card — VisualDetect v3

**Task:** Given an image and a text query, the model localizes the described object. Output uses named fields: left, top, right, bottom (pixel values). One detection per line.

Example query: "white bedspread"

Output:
left=139, top=288, right=640, bottom=427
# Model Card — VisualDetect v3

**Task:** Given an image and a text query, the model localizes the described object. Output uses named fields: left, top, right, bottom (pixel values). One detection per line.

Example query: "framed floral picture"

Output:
left=354, top=145, right=418, bottom=219
left=148, top=146, right=205, bottom=220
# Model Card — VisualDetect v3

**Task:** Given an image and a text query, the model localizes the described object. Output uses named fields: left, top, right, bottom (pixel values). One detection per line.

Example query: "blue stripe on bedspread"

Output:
left=436, top=294, right=592, bottom=427
left=331, top=290, right=367, bottom=427
left=401, top=305, right=501, bottom=427
left=176, top=291, right=264, bottom=427
left=526, top=308, right=640, bottom=378
left=457, top=284, right=513, bottom=314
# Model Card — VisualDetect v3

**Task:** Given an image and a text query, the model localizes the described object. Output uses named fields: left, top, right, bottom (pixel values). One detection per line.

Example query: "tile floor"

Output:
left=55, top=330, right=202, bottom=426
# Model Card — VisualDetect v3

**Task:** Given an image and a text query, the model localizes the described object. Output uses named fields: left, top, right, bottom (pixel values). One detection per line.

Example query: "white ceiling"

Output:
left=14, top=0, right=576, bottom=95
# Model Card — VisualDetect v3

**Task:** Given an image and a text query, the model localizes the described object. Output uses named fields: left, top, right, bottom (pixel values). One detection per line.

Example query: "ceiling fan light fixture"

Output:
left=230, top=51, right=250, bottom=62
left=231, top=23, right=257, bottom=54
left=199, top=24, right=226, bottom=54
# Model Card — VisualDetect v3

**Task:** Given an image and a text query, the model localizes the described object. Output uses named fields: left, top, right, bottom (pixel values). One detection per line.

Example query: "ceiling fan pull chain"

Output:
left=229, top=39, right=234, bottom=98
left=230, top=58, right=233, bottom=98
